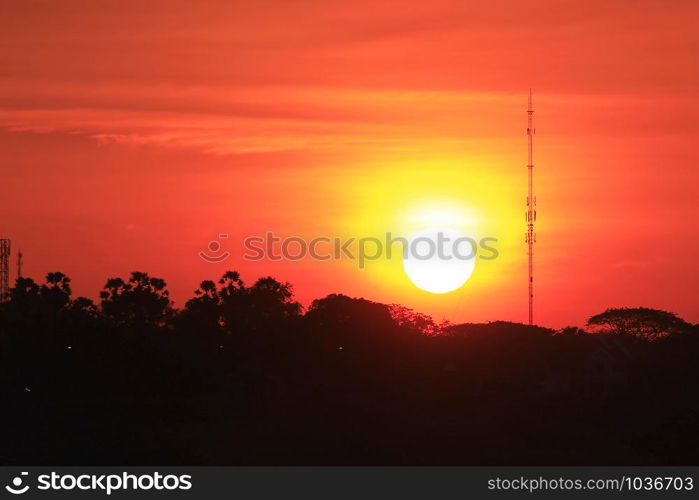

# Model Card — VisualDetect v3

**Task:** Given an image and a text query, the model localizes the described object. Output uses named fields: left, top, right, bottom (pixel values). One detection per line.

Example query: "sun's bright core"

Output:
left=402, top=227, right=476, bottom=294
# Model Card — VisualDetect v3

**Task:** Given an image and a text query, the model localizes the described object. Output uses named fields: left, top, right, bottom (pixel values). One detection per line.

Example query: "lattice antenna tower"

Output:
left=525, top=90, right=537, bottom=325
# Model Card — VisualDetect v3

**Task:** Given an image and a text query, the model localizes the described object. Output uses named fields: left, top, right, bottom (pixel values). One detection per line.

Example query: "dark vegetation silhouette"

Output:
left=0, top=271, right=697, bottom=465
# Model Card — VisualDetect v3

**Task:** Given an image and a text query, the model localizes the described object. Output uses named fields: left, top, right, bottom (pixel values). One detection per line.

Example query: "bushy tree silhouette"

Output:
left=100, top=272, right=172, bottom=329
left=305, top=294, right=399, bottom=346
left=557, top=325, right=587, bottom=336
left=40, top=272, right=72, bottom=310
left=586, top=307, right=692, bottom=341
left=7, top=277, right=41, bottom=318
left=1, top=273, right=95, bottom=336
left=180, top=271, right=300, bottom=337
left=389, top=304, right=448, bottom=336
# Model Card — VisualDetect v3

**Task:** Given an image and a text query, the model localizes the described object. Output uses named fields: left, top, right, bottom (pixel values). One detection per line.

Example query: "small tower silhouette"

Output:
left=17, top=249, right=23, bottom=279
left=0, top=239, right=10, bottom=302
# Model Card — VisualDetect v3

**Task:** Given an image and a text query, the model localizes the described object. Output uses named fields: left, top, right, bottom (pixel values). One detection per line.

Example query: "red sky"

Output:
left=1, top=0, right=698, bottom=327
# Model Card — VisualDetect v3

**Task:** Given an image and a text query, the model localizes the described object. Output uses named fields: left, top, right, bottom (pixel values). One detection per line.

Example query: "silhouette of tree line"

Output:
left=0, top=271, right=697, bottom=465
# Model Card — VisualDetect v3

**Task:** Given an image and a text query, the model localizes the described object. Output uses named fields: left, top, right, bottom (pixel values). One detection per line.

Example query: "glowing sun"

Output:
left=402, top=227, right=476, bottom=294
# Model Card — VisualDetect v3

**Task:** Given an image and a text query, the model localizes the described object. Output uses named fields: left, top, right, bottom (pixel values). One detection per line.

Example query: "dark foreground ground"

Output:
left=1, top=274, right=697, bottom=465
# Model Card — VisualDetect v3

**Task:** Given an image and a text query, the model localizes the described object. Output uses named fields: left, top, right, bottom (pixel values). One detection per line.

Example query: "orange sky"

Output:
left=1, top=0, right=698, bottom=327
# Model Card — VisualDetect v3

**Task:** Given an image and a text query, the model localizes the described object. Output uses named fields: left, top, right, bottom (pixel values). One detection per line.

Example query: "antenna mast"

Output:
left=17, top=249, right=23, bottom=279
left=0, top=239, right=10, bottom=302
left=525, top=90, right=536, bottom=325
